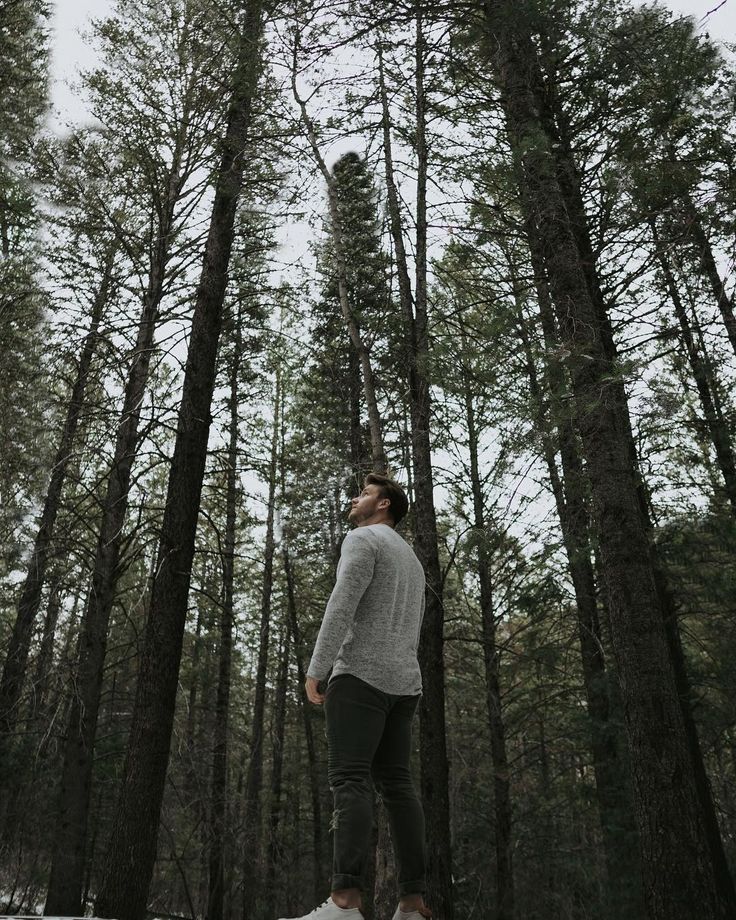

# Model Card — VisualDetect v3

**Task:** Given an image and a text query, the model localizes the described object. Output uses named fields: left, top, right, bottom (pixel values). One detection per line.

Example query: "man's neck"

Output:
left=357, top=517, right=394, bottom=529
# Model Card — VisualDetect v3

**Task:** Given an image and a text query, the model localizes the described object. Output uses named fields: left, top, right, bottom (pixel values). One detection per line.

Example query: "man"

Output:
left=278, top=473, right=432, bottom=920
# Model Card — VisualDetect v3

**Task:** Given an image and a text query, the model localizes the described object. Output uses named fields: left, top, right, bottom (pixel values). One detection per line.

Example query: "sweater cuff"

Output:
left=307, top=662, right=324, bottom=681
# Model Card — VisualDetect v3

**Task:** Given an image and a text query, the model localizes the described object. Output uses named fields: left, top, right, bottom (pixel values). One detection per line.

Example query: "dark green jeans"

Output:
left=324, top=673, right=427, bottom=897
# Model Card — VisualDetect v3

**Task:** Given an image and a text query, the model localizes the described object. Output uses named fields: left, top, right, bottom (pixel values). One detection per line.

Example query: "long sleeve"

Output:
left=307, top=529, right=377, bottom=681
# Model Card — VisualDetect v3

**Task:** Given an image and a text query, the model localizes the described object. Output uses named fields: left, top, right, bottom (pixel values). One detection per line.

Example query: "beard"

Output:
left=348, top=503, right=374, bottom=524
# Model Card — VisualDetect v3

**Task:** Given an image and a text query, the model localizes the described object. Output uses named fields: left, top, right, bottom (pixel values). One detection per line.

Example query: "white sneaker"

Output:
left=277, top=897, right=364, bottom=920
left=390, top=906, right=433, bottom=920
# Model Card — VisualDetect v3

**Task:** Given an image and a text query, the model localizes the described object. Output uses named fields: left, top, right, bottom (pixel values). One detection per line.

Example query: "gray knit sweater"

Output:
left=307, top=523, right=426, bottom=696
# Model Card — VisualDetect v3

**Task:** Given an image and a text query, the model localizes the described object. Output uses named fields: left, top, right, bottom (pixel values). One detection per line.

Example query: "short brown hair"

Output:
left=364, top=473, right=409, bottom=526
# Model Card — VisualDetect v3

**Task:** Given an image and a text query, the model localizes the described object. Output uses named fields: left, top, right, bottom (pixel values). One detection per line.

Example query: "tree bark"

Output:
left=373, top=804, right=395, bottom=920
left=481, top=4, right=728, bottom=917
left=650, top=218, right=736, bottom=514
left=94, top=7, right=264, bottom=917
left=283, top=543, right=325, bottom=903
left=0, top=244, right=114, bottom=740
left=265, top=624, right=290, bottom=920
left=377, top=20, right=454, bottom=917
left=30, top=576, right=62, bottom=721
left=513, top=245, right=644, bottom=919
left=680, top=193, right=736, bottom=359
left=348, top=344, right=365, bottom=497
left=206, top=301, right=247, bottom=920
left=241, top=369, right=280, bottom=920
left=459, top=317, right=514, bottom=920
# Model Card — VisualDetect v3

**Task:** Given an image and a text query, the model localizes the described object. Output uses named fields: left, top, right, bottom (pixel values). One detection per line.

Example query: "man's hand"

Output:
left=305, top=675, right=326, bottom=705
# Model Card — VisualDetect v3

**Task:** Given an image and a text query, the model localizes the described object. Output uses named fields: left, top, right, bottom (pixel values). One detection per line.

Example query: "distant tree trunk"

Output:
left=30, top=577, right=62, bottom=721
left=82, top=782, right=105, bottom=912
left=377, top=22, right=454, bottom=916
left=0, top=576, right=65, bottom=842
left=437, top=300, right=511, bottom=907
left=242, top=370, right=280, bottom=920
left=283, top=543, right=325, bottom=903
left=513, top=245, right=644, bottom=919
left=265, top=624, right=290, bottom=920
left=373, top=805, right=396, bottom=920
left=42, top=585, right=85, bottom=757
left=457, top=317, right=514, bottom=920
left=0, top=577, right=64, bottom=861
left=94, top=8, right=264, bottom=918
left=186, top=598, right=206, bottom=792
left=45, top=127, right=189, bottom=917
left=535, top=690, right=556, bottom=905
left=656, top=564, right=736, bottom=914
left=481, top=4, right=728, bottom=917
left=0, top=245, right=114, bottom=740
left=679, top=193, right=736, bottom=359
left=207, top=301, right=247, bottom=920
left=650, top=218, right=736, bottom=514
left=348, top=345, right=364, bottom=497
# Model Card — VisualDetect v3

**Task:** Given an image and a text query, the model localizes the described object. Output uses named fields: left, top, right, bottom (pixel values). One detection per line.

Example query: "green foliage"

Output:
left=0, top=0, right=52, bottom=593
left=302, top=150, right=403, bottom=497
left=0, top=0, right=50, bottom=161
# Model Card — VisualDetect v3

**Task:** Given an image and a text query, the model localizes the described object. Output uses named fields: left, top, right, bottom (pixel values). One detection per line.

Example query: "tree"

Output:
left=0, top=0, right=52, bottom=723
left=44, top=1, right=236, bottom=909
left=476, top=2, right=731, bottom=916
left=0, top=238, right=116, bottom=744
left=291, top=38, right=388, bottom=474
left=94, top=2, right=266, bottom=916
left=376, top=19, right=454, bottom=915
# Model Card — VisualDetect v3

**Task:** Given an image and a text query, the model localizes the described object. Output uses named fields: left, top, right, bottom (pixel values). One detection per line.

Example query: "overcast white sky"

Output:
left=49, top=0, right=735, bottom=124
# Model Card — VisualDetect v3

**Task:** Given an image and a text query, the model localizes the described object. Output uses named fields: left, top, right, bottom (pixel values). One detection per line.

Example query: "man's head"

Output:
left=348, top=473, right=409, bottom=528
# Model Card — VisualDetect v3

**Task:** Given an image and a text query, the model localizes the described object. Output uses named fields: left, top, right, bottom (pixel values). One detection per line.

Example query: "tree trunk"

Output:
left=538, top=13, right=734, bottom=913
left=481, top=5, right=728, bottom=917
left=348, top=344, right=365, bottom=497
left=650, top=218, right=736, bottom=514
left=373, top=803, right=395, bottom=920
left=283, top=543, right=325, bottom=903
left=206, top=301, right=247, bottom=920
left=536, top=37, right=736, bottom=910
left=94, top=8, right=264, bottom=918
left=30, top=576, right=62, bottom=721
left=265, top=624, right=290, bottom=920
left=680, top=194, right=736, bottom=359
left=459, top=320, right=514, bottom=920
left=377, top=20, right=454, bottom=917
left=242, top=369, right=280, bottom=920
left=44, top=123, right=190, bottom=917
left=656, top=561, right=736, bottom=914
left=185, top=596, right=206, bottom=801
left=513, top=245, right=644, bottom=919
left=0, top=245, right=114, bottom=740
